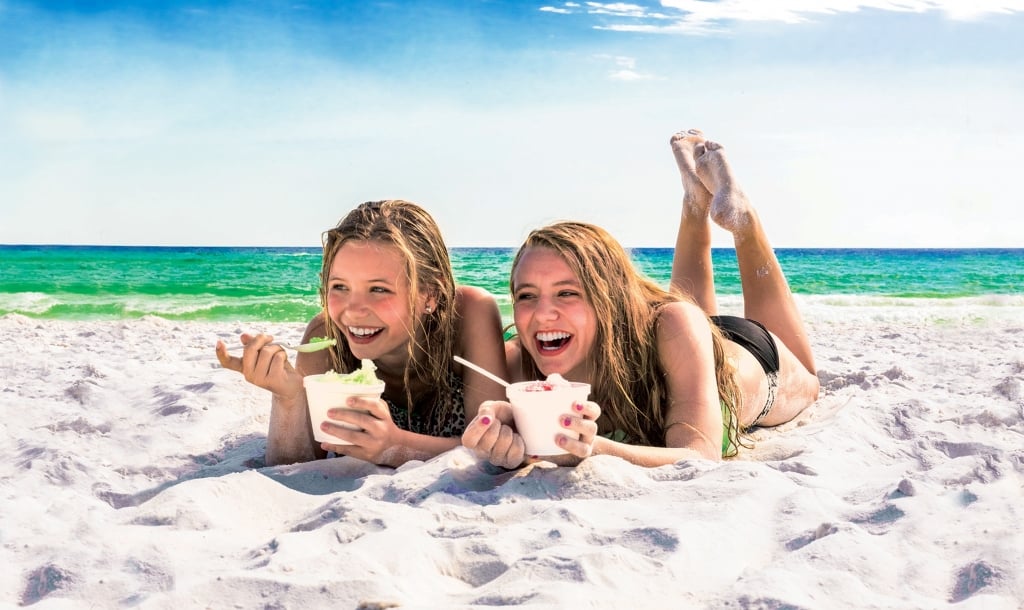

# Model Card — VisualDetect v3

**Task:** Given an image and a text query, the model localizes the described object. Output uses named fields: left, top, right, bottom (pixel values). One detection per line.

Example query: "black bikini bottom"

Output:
left=710, top=315, right=780, bottom=375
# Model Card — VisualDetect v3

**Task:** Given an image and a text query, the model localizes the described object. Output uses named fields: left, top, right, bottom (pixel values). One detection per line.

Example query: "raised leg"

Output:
left=694, top=140, right=817, bottom=376
left=668, top=129, right=717, bottom=315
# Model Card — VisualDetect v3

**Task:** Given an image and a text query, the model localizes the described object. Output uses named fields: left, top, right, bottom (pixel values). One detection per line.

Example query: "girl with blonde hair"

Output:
left=218, top=200, right=508, bottom=467
left=463, top=131, right=820, bottom=467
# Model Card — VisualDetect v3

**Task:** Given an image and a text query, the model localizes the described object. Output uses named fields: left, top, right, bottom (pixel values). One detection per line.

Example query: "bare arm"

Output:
left=216, top=314, right=331, bottom=466
left=454, top=285, right=509, bottom=418
left=564, top=301, right=724, bottom=467
left=319, top=397, right=464, bottom=467
left=652, top=301, right=724, bottom=460
left=264, top=314, right=334, bottom=465
left=588, top=436, right=708, bottom=467
left=460, top=337, right=529, bottom=469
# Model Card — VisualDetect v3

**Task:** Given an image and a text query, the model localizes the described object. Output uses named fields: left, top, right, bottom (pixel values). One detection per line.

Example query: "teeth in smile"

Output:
left=349, top=326, right=381, bottom=336
left=536, top=331, right=570, bottom=342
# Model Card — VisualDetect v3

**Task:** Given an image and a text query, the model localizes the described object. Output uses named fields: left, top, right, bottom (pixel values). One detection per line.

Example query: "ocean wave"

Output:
left=0, top=292, right=322, bottom=322
left=0, top=291, right=56, bottom=315
left=794, top=294, right=1024, bottom=308
left=3, top=290, right=1022, bottom=323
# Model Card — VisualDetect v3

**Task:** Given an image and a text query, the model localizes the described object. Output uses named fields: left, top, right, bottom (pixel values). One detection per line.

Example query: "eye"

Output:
left=370, top=286, right=392, bottom=294
left=514, top=291, right=536, bottom=302
left=557, top=289, right=580, bottom=298
left=330, top=282, right=348, bottom=292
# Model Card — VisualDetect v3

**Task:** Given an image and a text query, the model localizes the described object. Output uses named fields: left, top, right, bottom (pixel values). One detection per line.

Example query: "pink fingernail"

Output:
left=562, top=417, right=572, bottom=427
left=574, top=402, right=584, bottom=412
left=480, top=416, right=491, bottom=426
left=557, top=436, right=566, bottom=446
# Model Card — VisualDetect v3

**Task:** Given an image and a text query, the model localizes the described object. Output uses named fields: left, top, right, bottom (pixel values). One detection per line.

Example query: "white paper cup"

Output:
left=507, top=380, right=591, bottom=456
left=303, top=374, right=385, bottom=444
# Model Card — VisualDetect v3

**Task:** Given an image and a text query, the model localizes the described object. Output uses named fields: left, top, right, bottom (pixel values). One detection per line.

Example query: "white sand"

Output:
left=2, top=301, right=1023, bottom=609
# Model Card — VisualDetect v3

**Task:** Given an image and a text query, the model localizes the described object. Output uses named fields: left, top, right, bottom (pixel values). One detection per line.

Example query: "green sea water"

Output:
left=2, top=246, right=1022, bottom=323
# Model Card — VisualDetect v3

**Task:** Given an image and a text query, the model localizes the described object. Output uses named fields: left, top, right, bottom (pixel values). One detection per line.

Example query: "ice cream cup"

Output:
left=507, top=380, right=591, bottom=456
left=303, top=374, right=385, bottom=444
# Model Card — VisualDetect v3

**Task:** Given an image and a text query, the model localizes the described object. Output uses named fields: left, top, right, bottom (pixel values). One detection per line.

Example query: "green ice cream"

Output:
left=322, top=359, right=382, bottom=385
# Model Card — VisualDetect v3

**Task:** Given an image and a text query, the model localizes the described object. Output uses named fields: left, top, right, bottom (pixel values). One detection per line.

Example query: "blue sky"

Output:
left=1, top=0, right=1022, bottom=247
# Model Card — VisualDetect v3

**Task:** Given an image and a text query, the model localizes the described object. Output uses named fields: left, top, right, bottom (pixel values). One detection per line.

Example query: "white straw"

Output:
left=453, top=355, right=510, bottom=387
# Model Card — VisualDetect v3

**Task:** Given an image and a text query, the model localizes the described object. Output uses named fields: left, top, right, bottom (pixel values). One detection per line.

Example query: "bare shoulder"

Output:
left=455, top=284, right=498, bottom=313
left=655, top=300, right=711, bottom=341
left=300, top=311, right=329, bottom=341
left=453, top=284, right=503, bottom=353
left=454, top=285, right=501, bottom=333
left=297, top=312, right=331, bottom=376
left=454, top=285, right=508, bottom=407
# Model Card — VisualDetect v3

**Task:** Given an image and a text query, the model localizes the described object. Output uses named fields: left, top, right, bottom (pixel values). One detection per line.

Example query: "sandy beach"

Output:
left=2, top=300, right=1022, bottom=609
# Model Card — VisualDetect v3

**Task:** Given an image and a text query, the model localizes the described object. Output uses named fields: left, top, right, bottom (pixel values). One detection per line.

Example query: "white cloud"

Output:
left=594, top=54, right=659, bottom=80
left=940, top=0, right=1024, bottom=19
left=609, top=69, right=654, bottom=80
left=585, top=2, right=650, bottom=17
left=541, top=2, right=591, bottom=14
left=543, top=0, right=1024, bottom=33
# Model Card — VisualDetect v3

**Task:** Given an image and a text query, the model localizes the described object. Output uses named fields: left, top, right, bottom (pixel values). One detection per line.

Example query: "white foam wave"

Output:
left=0, top=292, right=59, bottom=314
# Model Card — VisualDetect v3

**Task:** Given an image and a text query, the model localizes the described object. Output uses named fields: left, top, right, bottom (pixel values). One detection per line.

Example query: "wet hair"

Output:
left=318, top=200, right=457, bottom=425
left=510, top=221, right=744, bottom=455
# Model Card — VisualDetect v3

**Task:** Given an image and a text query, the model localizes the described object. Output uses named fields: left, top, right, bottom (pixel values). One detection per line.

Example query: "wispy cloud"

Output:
left=540, top=1, right=583, bottom=14
left=539, top=1, right=1024, bottom=34
left=609, top=69, right=653, bottom=80
left=539, top=6, right=573, bottom=14
left=596, top=54, right=659, bottom=80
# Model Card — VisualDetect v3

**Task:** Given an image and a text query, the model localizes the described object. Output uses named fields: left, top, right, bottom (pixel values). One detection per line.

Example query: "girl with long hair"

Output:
left=463, top=131, right=820, bottom=467
left=218, top=200, right=508, bottom=467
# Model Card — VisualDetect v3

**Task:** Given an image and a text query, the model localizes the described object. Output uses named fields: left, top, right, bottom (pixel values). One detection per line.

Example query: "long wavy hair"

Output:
left=511, top=221, right=744, bottom=456
left=318, top=200, right=458, bottom=424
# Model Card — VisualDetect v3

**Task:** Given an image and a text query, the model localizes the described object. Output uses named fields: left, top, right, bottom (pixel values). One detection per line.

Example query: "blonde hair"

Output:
left=511, top=221, right=745, bottom=455
left=318, top=200, right=457, bottom=425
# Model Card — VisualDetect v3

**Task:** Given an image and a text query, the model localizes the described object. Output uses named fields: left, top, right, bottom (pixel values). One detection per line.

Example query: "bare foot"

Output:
left=669, top=129, right=712, bottom=218
left=694, top=140, right=755, bottom=233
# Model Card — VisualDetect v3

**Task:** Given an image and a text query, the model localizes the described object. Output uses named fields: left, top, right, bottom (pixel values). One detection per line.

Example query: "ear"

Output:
left=422, top=293, right=438, bottom=314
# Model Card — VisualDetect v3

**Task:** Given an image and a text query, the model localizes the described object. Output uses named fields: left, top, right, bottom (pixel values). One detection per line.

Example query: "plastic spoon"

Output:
left=453, top=355, right=510, bottom=388
left=225, top=338, right=337, bottom=353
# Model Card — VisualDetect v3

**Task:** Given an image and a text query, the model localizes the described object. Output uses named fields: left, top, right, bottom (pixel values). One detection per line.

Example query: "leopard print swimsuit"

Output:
left=383, top=370, right=466, bottom=438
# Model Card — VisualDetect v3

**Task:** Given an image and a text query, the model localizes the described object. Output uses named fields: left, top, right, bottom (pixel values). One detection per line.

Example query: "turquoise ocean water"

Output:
left=2, top=246, right=1022, bottom=324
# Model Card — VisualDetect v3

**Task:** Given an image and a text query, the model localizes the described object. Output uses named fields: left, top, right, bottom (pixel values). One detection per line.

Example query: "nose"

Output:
left=535, top=295, right=559, bottom=322
left=343, top=292, right=371, bottom=317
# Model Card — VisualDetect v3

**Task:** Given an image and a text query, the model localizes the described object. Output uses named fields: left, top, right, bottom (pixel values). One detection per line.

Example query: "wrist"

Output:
left=271, top=382, right=306, bottom=407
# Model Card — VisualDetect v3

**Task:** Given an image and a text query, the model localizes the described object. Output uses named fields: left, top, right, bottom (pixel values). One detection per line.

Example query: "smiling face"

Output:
left=326, top=240, right=431, bottom=366
left=512, top=245, right=597, bottom=382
